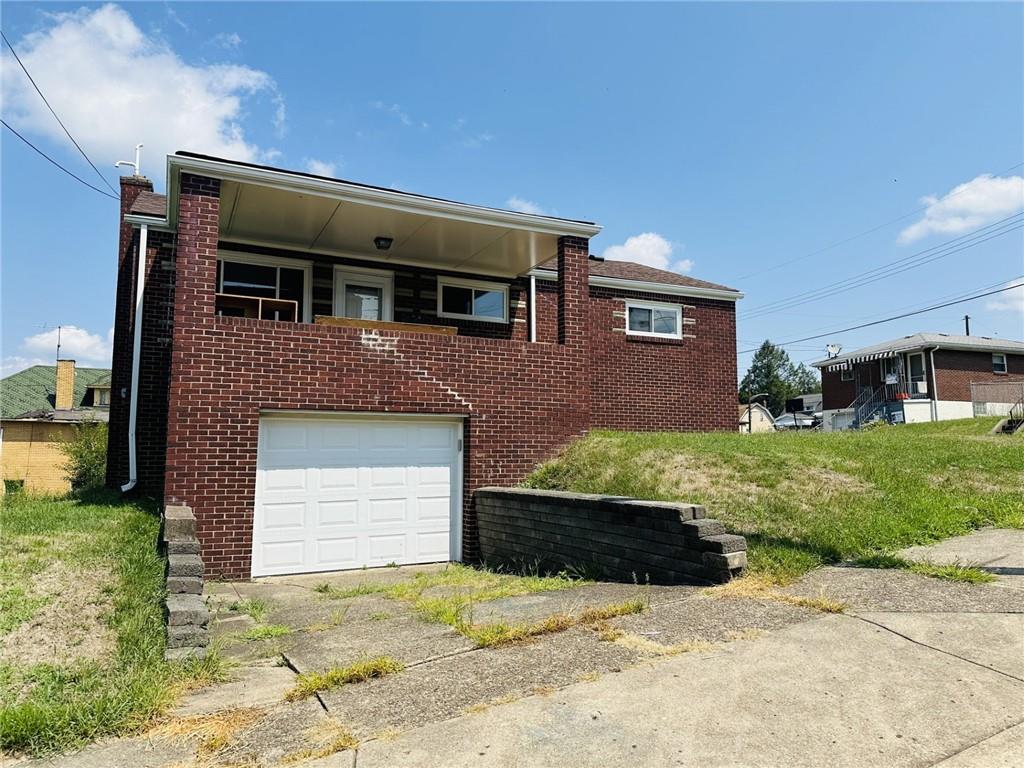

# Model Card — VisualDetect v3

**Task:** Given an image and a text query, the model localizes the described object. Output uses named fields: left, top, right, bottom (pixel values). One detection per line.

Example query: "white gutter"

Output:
left=929, top=346, right=940, bottom=422
left=529, top=274, right=537, bottom=342
left=529, top=269, right=743, bottom=302
left=121, top=223, right=148, bottom=493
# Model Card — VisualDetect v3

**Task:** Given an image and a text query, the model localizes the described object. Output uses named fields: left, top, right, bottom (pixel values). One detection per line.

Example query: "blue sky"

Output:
left=2, top=1, right=1022, bottom=377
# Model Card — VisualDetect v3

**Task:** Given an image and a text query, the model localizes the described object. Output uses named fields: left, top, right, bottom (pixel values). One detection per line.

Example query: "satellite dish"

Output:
left=826, top=343, right=842, bottom=358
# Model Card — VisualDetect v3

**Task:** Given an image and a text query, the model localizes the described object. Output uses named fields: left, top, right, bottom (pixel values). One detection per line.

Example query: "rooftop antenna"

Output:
left=963, top=314, right=971, bottom=336
left=825, top=343, right=842, bottom=359
left=115, top=143, right=144, bottom=177
left=56, top=324, right=62, bottom=360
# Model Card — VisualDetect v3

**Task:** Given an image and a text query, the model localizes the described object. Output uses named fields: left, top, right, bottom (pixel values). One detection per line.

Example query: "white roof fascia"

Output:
left=529, top=268, right=743, bottom=301
left=167, top=154, right=602, bottom=239
left=124, top=214, right=173, bottom=231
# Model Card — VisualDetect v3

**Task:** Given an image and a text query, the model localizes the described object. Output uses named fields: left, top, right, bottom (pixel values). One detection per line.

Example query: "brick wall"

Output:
left=107, top=176, right=153, bottom=487
left=821, top=368, right=857, bottom=410
left=933, top=350, right=1024, bottom=401
left=162, top=174, right=592, bottom=578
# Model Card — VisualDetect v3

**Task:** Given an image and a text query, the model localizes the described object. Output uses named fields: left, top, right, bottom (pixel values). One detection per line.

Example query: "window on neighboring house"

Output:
left=993, top=353, right=1008, bottom=374
left=840, top=368, right=854, bottom=382
left=334, top=267, right=394, bottom=321
left=216, top=254, right=311, bottom=322
left=437, top=278, right=508, bottom=323
left=94, top=388, right=110, bottom=406
left=625, top=301, right=682, bottom=339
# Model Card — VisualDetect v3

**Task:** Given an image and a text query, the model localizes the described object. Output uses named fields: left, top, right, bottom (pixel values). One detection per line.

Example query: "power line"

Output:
left=740, top=215, right=1023, bottom=320
left=1, top=29, right=120, bottom=198
left=727, top=160, right=1024, bottom=282
left=738, top=281, right=1024, bottom=354
left=1, top=119, right=120, bottom=200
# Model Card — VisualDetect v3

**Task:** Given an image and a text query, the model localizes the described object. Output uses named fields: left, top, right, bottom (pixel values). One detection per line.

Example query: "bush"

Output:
left=58, top=422, right=108, bottom=492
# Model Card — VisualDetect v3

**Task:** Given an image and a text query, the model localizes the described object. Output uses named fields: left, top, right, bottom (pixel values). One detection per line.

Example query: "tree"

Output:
left=58, top=421, right=108, bottom=493
left=739, top=341, right=821, bottom=416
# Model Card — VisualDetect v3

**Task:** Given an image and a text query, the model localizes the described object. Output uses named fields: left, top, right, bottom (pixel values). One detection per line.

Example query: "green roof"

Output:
left=0, top=365, right=112, bottom=419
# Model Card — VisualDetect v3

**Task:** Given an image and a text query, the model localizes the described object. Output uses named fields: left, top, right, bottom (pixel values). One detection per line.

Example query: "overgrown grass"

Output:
left=525, top=418, right=1023, bottom=584
left=285, top=656, right=404, bottom=701
left=228, top=597, right=271, bottom=623
left=0, top=491, right=226, bottom=756
left=241, top=624, right=292, bottom=641
left=855, top=554, right=996, bottom=584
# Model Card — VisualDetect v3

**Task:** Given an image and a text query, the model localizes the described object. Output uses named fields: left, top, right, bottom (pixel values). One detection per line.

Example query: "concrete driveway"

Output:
left=28, top=531, right=1024, bottom=768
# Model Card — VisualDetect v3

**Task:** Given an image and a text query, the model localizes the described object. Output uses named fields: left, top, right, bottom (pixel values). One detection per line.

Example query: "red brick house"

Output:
left=813, top=333, right=1024, bottom=430
left=107, top=152, right=742, bottom=579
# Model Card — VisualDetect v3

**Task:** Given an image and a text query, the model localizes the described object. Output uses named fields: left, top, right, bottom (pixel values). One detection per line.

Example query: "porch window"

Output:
left=626, top=301, right=682, bottom=339
left=993, top=353, right=1008, bottom=374
left=216, top=253, right=311, bottom=322
left=334, top=267, right=394, bottom=322
left=437, top=277, right=508, bottom=323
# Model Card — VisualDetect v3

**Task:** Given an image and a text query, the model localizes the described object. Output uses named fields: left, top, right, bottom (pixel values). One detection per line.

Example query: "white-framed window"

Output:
left=907, top=352, right=926, bottom=383
left=334, top=266, right=394, bottom=321
left=625, top=300, right=682, bottom=339
left=216, top=251, right=313, bottom=322
left=840, top=368, right=854, bottom=382
left=437, top=277, right=509, bottom=323
left=993, top=353, right=1008, bottom=374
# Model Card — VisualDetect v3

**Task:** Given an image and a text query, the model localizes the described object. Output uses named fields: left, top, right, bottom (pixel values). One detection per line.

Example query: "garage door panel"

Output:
left=253, top=417, right=460, bottom=577
left=316, top=538, right=359, bottom=567
left=260, top=540, right=305, bottom=570
left=319, top=466, right=358, bottom=490
left=317, top=500, right=358, bottom=526
left=368, top=498, right=408, bottom=524
left=263, top=466, right=307, bottom=492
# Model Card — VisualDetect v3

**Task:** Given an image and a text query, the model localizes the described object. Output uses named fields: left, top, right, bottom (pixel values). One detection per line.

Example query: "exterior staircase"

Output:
left=992, top=395, right=1024, bottom=435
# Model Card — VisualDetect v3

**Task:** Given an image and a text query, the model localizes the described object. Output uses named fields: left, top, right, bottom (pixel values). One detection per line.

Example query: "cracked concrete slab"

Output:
left=285, top=614, right=474, bottom=674
left=899, top=528, right=1024, bottom=591
left=466, top=582, right=683, bottom=625
left=356, top=614, right=1024, bottom=768
left=171, top=665, right=297, bottom=716
left=856, top=612, right=1024, bottom=680
left=930, top=720, right=1024, bottom=767
left=785, top=565, right=1024, bottom=612
left=319, top=626, right=642, bottom=738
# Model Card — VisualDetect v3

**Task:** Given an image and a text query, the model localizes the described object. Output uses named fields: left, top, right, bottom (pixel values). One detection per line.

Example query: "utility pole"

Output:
left=963, top=314, right=971, bottom=336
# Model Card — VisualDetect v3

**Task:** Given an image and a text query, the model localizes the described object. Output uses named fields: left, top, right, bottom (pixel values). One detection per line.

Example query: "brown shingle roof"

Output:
left=537, top=257, right=738, bottom=293
left=130, top=191, right=167, bottom=217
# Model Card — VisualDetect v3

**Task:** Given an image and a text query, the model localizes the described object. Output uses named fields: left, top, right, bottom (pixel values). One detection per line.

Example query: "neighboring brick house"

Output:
left=107, top=152, right=742, bottom=579
left=813, top=333, right=1024, bottom=430
left=1, top=361, right=111, bottom=493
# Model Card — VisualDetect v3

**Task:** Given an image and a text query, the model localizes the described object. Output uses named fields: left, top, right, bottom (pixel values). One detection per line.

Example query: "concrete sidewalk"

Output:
left=352, top=612, right=1024, bottom=768
left=899, top=529, right=1024, bottom=591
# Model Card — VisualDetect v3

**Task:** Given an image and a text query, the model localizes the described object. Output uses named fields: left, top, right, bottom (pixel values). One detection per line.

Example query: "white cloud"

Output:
left=986, top=280, right=1024, bottom=314
left=22, top=326, right=113, bottom=366
left=1, top=4, right=284, bottom=176
left=462, top=132, right=493, bottom=149
left=506, top=196, right=545, bottom=215
left=601, top=232, right=693, bottom=273
left=0, top=356, right=52, bottom=377
left=898, top=174, right=1024, bottom=243
left=304, top=158, right=338, bottom=177
left=210, top=32, right=242, bottom=50
left=372, top=100, right=421, bottom=128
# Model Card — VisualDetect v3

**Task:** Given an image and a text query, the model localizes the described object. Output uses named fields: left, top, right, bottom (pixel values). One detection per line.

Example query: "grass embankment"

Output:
left=525, top=418, right=1023, bottom=583
left=0, top=491, right=223, bottom=756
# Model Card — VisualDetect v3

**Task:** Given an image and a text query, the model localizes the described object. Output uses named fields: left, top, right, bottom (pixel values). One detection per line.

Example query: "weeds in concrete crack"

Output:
left=285, top=656, right=405, bottom=701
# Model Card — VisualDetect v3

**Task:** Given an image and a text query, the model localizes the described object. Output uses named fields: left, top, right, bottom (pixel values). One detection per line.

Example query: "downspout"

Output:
left=121, top=223, right=148, bottom=492
left=529, top=274, right=537, bottom=343
left=928, top=346, right=940, bottom=423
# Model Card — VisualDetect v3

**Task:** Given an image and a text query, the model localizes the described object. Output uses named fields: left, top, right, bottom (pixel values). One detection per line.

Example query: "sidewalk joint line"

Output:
left=925, top=717, right=1024, bottom=767
left=850, top=614, right=1024, bottom=684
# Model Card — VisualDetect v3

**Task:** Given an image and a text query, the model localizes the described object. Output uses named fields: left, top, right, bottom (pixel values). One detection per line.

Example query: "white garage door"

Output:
left=252, top=415, right=462, bottom=577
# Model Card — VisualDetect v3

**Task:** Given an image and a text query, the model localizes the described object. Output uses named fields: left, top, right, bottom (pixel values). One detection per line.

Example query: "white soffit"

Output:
left=219, top=179, right=560, bottom=276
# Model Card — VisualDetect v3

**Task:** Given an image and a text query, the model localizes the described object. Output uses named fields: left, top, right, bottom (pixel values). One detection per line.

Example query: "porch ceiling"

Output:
left=219, top=180, right=560, bottom=277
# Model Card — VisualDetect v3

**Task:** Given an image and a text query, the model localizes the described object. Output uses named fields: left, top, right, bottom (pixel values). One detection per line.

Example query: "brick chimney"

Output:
left=55, top=359, right=76, bottom=411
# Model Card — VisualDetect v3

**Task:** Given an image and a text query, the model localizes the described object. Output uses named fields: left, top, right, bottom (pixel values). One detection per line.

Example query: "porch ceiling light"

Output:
left=374, top=236, right=394, bottom=251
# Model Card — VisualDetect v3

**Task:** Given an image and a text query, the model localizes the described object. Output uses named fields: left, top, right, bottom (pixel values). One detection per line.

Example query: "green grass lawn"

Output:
left=525, top=418, right=1024, bottom=583
left=0, top=491, right=221, bottom=756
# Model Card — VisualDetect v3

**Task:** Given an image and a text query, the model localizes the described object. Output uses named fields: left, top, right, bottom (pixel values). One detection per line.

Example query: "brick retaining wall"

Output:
left=475, top=488, right=746, bottom=584
left=161, top=504, right=209, bottom=660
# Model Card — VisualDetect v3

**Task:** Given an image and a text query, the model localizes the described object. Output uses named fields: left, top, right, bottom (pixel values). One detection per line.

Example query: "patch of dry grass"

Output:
left=464, top=597, right=647, bottom=648
left=464, top=692, right=522, bottom=715
left=278, top=718, right=359, bottom=764
left=706, top=574, right=846, bottom=613
left=285, top=656, right=404, bottom=701
left=149, top=707, right=265, bottom=756
left=613, top=633, right=715, bottom=656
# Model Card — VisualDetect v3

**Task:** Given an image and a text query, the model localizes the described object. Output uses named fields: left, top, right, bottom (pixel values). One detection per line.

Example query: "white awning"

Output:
left=825, top=346, right=917, bottom=372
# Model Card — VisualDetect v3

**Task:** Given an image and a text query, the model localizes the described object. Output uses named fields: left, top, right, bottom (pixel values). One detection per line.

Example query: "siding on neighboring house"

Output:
left=1, top=421, right=75, bottom=493
left=932, top=349, right=1024, bottom=401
